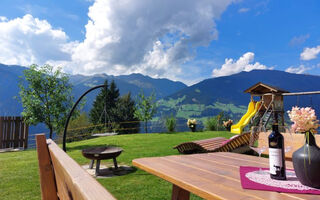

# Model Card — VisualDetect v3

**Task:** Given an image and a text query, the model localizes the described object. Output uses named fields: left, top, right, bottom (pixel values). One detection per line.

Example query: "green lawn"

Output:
left=0, top=131, right=234, bottom=200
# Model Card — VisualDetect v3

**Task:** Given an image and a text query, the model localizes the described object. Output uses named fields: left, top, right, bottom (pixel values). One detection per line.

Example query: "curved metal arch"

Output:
left=63, top=84, right=106, bottom=152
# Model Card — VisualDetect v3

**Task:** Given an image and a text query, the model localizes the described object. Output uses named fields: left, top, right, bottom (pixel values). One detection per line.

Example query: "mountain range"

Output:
left=1, top=63, right=320, bottom=137
left=157, top=70, right=320, bottom=123
left=0, top=63, right=187, bottom=115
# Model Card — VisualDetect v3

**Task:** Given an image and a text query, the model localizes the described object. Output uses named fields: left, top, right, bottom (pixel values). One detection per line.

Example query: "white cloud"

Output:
left=289, top=34, right=309, bottom=46
left=285, top=65, right=311, bottom=74
left=0, top=16, right=7, bottom=21
left=69, top=0, right=233, bottom=80
left=300, top=45, right=320, bottom=60
left=238, top=8, right=250, bottom=13
left=0, top=0, right=234, bottom=83
left=212, top=52, right=271, bottom=77
left=0, top=14, right=73, bottom=66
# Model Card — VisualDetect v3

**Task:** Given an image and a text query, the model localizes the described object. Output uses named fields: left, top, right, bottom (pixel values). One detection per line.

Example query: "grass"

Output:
left=0, top=131, right=234, bottom=200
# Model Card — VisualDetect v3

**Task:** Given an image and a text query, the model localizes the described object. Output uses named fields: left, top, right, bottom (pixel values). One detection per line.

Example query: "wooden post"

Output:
left=172, top=184, right=190, bottom=200
left=36, top=134, right=58, bottom=200
left=24, top=123, right=29, bottom=149
left=0, top=117, right=3, bottom=149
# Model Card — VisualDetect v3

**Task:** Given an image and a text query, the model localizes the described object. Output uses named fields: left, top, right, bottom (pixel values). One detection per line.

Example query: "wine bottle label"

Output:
left=269, top=148, right=282, bottom=175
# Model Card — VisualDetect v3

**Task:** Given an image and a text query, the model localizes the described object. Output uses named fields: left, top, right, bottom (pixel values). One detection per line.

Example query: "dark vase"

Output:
left=292, top=132, right=320, bottom=188
left=190, top=125, right=196, bottom=132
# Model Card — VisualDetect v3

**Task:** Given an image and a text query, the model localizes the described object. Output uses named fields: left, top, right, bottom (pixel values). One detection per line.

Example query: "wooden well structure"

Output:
left=244, top=82, right=289, bottom=128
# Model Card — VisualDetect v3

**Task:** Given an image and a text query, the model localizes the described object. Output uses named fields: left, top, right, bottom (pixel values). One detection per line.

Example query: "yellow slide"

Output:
left=231, top=101, right=261, bottom=134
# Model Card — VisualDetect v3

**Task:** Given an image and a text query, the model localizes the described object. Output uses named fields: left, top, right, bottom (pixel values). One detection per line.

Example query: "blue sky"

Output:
left=0, top=0, right=319, bottom=85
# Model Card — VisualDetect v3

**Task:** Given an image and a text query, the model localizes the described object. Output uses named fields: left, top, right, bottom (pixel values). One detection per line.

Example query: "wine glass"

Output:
left=284, top=126, right=293, bottom=153
left=249, top=126, right=267, bottom=174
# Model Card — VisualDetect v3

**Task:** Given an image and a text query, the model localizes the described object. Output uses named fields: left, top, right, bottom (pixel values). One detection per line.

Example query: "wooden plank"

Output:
left=5, top=116, right=11, bottom=148
left=172, top=184, right=190, bottom=200
left=283, top=91, right=320, bottom=96
left=16, top=117, right=22, bottom=147
left=14, top=117, right=20, bottom=148
left=36, top=134, right=58, bottom=200
left=47, top=138, right=116, bottom=200
left=19, top=118, right=24, bottom=147
left=0, top=117, right=3, bottom=149
left=24, top=122, right=29, bottom=149
left=2, top=116, right=7, bottom=148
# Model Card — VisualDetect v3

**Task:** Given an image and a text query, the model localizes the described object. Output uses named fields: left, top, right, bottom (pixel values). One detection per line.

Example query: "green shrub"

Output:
left=62, top=112, right=93, bottom=142
left=165, top=116, right=176, bottom=132
left=205, top=117, right=218, bottom=131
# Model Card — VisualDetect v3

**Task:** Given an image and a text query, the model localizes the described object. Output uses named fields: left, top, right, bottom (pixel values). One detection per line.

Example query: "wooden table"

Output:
left=132, top=152, right=319, bottom=200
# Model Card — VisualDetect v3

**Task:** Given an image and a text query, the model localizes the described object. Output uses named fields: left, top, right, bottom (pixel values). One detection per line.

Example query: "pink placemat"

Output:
left=240, top=166, right=320, bottom=194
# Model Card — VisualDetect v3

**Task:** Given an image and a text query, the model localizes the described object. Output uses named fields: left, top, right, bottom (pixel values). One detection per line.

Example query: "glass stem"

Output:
left=258, top=153, right=262, bottom=172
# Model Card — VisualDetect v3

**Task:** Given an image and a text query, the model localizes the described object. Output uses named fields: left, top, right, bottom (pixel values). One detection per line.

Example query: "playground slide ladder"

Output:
left=251, top=100, right=264, bottom=124
left=260, top=99, right=274, bottom=129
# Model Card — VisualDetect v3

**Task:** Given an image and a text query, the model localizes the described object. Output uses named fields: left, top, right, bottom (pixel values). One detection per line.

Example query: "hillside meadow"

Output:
left=0, top=131, right=233, bottom=200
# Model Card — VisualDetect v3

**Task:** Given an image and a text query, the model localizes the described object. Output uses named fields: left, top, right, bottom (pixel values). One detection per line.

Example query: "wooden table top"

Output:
left=132, top=152, right=319, bottom=200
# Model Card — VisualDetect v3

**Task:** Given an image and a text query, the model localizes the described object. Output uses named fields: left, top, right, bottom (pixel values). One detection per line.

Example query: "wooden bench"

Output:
left=36, top=134, right=116, bottom=200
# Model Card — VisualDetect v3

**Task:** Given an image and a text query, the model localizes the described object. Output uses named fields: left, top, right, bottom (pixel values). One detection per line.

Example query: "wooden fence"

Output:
left=0, top=116, right=29, bottom=149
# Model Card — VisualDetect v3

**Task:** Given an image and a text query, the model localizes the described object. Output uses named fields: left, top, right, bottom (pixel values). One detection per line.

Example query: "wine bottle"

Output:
left=268, top=123, right=286, bottom=180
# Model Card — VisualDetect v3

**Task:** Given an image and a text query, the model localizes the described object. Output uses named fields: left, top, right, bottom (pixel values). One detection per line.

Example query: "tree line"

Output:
left=18, top=64, right=157, bottom=139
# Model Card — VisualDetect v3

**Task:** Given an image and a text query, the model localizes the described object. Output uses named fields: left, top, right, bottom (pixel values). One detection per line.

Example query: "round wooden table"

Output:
left=82, top=146, right=123, bottom=176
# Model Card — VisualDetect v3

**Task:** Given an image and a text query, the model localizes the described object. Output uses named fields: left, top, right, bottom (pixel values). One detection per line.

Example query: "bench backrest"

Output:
left=258, top=132, right=320, bottom=160
left=36, top=134, right=116, bottom=200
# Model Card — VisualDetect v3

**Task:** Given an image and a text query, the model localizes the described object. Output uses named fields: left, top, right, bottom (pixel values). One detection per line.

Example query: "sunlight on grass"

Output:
left=0, top=131, right=233, bottom=200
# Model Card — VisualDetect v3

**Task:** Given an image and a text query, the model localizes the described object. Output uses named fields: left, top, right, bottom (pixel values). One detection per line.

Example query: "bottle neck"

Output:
left=272, top=124, right=279, bottom=134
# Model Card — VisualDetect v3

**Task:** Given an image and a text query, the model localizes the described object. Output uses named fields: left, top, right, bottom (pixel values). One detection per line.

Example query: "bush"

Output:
left=205, top=117, right=218, bottom=131
left=63, top=112, right=93, bottom=142
left=165, top=116, right=176, bottom=132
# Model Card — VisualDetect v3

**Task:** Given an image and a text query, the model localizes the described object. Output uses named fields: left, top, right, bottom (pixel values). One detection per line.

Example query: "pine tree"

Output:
left=89, top=80, right=109, bottom=128
left=116, top=93, right=140, bottom=134
left=107, top=80, right=120, bottom=123
left=89, top=80, right=120, bottom=132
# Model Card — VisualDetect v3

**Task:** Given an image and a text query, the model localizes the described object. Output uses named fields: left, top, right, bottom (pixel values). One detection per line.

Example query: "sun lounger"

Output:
left=174, top=132, right=251, bottom=154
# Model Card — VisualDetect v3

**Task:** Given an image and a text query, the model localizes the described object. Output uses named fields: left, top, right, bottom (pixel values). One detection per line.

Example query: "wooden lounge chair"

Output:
left=174, top=132, right=251, bottom=154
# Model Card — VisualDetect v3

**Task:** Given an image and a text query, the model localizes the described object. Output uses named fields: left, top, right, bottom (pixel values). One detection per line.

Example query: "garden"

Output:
left=0, top=131, right=233, bottom=200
